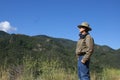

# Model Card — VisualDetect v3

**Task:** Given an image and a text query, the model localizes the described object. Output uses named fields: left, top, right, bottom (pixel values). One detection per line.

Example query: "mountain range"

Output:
left=0, top=31, right=120, bottom=72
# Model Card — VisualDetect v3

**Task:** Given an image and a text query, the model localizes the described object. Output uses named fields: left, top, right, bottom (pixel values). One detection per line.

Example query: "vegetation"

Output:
left=0, top=59, right=120, bottom=80
left=0, top=31, right=120, bottom=80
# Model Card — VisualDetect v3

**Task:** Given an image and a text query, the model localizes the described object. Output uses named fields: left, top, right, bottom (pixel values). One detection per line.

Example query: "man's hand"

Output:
left=81, top=59, right=86, bottom=64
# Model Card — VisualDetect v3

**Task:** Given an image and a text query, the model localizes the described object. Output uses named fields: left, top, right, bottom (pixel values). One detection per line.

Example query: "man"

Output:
left=76, top=22, right=94, bottom=80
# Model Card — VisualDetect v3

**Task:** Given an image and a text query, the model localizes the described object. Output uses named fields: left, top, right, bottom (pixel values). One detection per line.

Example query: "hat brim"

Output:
left=77, top=25, right=92, bottom=31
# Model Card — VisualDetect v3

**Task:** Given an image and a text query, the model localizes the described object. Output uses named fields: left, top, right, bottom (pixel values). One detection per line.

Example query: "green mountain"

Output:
left=0, top=31, right=120, bottom=72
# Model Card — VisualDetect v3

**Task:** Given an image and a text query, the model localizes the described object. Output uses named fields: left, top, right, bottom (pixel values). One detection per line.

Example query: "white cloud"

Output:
left=0, top=21, right=17, bottom=32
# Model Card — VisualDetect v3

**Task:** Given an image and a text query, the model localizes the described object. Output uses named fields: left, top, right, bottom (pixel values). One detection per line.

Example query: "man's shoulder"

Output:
left=86, top=34, right=92, bottom=38
left=86, top=34, right=94, bottom=40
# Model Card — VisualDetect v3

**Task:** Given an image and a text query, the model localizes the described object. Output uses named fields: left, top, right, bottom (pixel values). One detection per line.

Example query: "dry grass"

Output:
left=0, top=59, right=120, bottom=80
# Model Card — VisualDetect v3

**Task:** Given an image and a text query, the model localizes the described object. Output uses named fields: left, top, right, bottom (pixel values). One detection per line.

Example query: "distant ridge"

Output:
left=0, top=31, right=120, bottom=72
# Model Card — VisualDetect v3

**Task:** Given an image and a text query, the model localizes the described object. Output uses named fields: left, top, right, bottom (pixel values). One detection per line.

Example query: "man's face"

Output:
left=79, top=27, right=85, bottom=33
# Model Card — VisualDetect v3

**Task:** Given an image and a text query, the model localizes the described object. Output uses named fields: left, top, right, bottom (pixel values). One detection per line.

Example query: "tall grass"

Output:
left=102, top=68, right=120, bottom=80
left=0, top=57, right=120, bottom=80
left=0, top=67, right=9, bottom=80
left=91, top=68, right=120, bottom=80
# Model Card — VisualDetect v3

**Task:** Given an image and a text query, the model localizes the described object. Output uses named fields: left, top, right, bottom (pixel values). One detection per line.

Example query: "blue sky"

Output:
left=0, top=0, right=120, bottom=49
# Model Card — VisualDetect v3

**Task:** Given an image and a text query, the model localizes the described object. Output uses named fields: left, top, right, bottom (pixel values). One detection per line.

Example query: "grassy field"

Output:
left=91, top=68, right=120, bottom=80
left=0, top=59, right=120, bottom=80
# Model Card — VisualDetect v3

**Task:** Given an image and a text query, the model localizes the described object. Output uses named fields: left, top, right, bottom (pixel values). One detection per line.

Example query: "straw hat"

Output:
left=77, top=22, right=92, bottom=31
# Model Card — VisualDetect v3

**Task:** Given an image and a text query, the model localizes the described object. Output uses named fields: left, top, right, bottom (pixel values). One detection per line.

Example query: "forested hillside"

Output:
left=0, top=31, right=120, bottom=79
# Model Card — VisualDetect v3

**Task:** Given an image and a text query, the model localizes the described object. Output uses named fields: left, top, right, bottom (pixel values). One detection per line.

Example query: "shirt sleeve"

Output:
left=82, top=35, right=94, bottom=62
